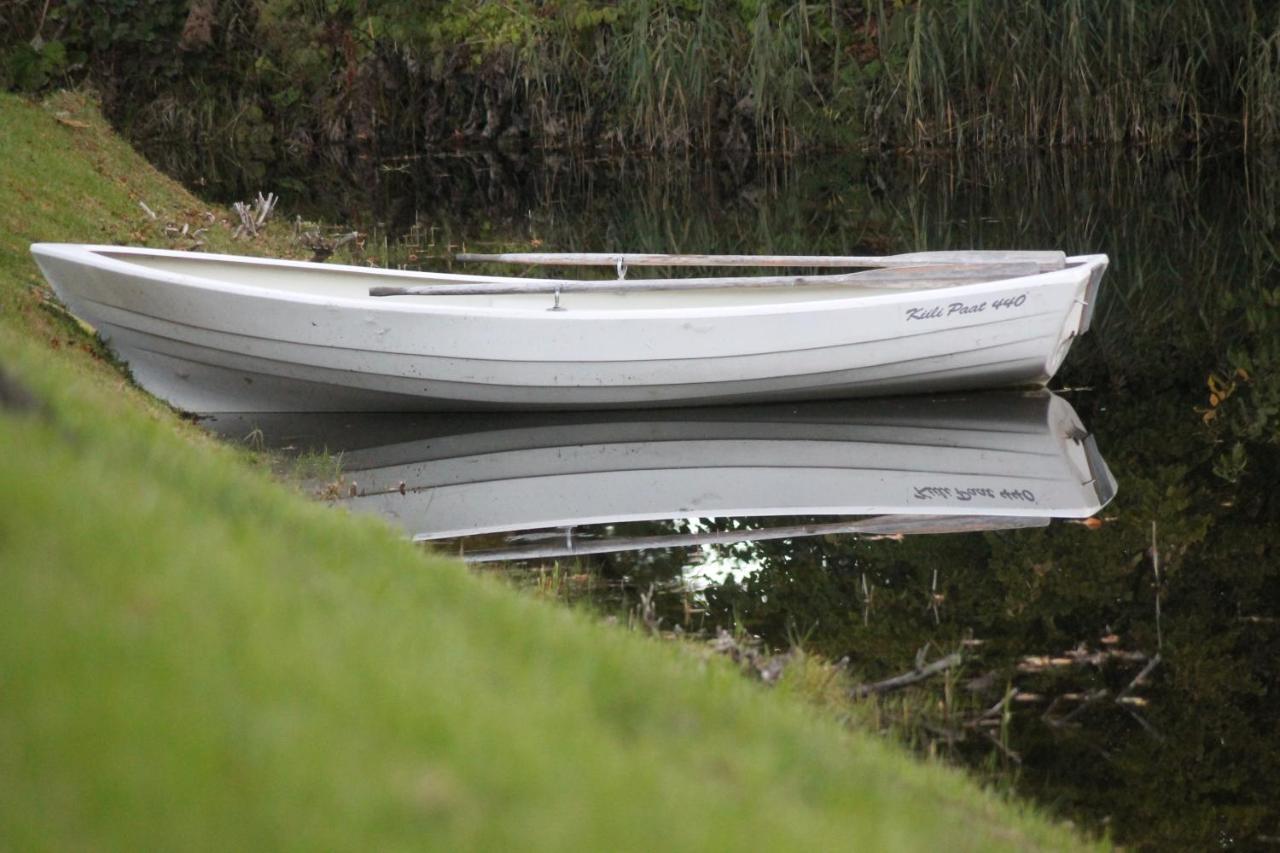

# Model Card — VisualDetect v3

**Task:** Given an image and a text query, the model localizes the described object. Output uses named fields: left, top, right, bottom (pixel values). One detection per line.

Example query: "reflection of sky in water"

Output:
left=676, top=525, right=756, bottom=590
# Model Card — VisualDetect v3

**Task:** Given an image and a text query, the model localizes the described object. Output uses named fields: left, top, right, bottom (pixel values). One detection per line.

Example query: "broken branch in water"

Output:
left=968, top=687, right=1020, bottom=726
left=707, top=628, right=792, bottom=685
left=850, top=650, right=963, bottom=699
left=1016, top=645, right=1147, bottom=672
left=1051, top=688, right=1109, bottom=726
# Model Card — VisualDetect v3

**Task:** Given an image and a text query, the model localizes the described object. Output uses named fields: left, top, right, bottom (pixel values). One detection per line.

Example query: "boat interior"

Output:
left=95, top=248, right=1054, bottom=311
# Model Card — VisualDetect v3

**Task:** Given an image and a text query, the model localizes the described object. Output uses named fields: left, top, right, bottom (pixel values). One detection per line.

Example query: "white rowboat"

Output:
left=31, top=244, right=1108, bottom=413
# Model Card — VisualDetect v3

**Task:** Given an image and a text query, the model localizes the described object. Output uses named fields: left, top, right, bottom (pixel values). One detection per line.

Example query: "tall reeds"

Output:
left=398, top=0, right=1280, bottom=154
left=595, top=0, right=825, bottom=153
left=17, top=0, right=1280, bottom=193
left=865, top=0, right=1280, bottom=149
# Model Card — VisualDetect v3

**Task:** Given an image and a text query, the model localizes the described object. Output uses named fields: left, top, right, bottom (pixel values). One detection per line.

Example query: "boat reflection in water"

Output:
left=204, top=391, right=1116, bottom=562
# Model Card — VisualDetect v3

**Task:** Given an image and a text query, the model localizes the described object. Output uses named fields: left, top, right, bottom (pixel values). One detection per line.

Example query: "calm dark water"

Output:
left=224, top=148, right=1280, bottom=849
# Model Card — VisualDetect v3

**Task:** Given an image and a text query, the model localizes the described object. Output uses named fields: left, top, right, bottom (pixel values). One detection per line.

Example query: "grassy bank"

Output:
left=0, top=91, right=1093, bottom=850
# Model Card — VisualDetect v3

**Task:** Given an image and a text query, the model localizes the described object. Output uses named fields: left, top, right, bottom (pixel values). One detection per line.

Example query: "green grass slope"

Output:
left=0, top=91, right=1093, bottom=851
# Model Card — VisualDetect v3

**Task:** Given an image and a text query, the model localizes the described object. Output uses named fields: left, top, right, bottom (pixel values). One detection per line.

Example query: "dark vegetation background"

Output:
left=6, top=0, right=1280, bottom=195
left=483, top=151, right=1280, bottom=848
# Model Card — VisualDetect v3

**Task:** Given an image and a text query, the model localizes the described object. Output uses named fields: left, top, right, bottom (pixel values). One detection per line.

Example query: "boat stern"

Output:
left=1070, top=254, right=1109, bottom=335
left=1038, top=254, right=1109, bottom=381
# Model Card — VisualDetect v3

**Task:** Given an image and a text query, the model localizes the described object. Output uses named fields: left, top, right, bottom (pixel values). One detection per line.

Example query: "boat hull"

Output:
left=31, top=244, right=1107, bottom=413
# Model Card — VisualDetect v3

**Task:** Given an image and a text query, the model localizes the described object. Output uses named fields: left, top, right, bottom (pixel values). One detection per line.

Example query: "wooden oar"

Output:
left=453, top=249, right=1068, bottom=273
left=369, top=262, right=1042, bottom=297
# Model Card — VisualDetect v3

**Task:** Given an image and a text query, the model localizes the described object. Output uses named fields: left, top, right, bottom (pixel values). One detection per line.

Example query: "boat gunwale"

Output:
left=32, top=243, right=1102, bottom=323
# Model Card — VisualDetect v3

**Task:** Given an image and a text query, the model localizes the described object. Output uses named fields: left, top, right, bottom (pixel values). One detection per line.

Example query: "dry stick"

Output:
left=253, top=192, right=278, bottom=227
left=1049, top=688, right=1110, bottom=727
left=929, top=567, right=941, bottom=625
left=861, top=572, right=870, bottom=627
left=1152, top=520, right=1163, bottom=650
left=1040, top=693, right=1071, bottom=721
left=983, top=729, right=1024, bottom=765
left=1035, top=649, right=1161, bottom=729
left=370, top=262, right=1043, bottom=297
left=232, top=201, right=257, bottom=237
left=1015, top=646, right=1148, bottom=672
left=850, top=651, right=964, bottom=699
left=919, top=720, right=965, bottom=748
left=1116, top=655, right=1166, bottom=741
left=232, top=192, right=278, bottom=238
left=35, top=0, right=53, bottom=32
left=454, top=249, right=1069, bottom=273
left=1123, top=708, right=1166, bottom=742
left=970, top=687, right=1019, bottom=725
left=1115, top=653, right=1162, bottom=705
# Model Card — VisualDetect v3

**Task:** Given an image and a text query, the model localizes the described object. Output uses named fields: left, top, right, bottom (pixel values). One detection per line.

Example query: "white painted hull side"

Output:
left=208, top=392, right=1116, bottom=540
left=31, top=244, right=1108, bottom=413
